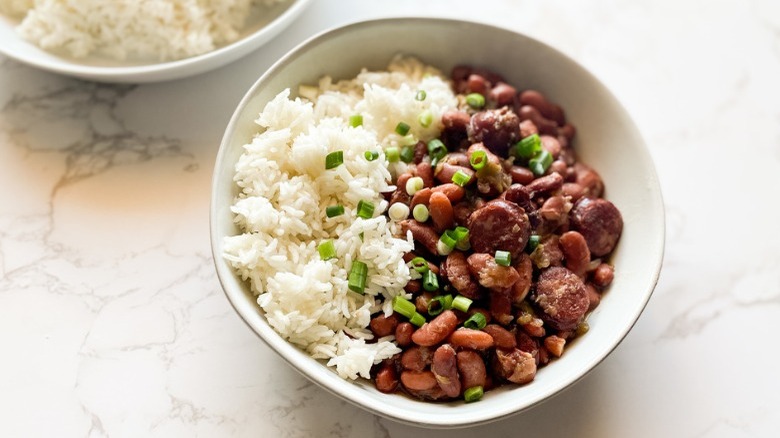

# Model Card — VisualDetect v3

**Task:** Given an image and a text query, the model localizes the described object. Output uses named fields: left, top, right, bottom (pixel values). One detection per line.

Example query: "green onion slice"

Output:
left=392, top=295, right=416, bottom=319
left=418, top=110, right=433, bottom=128
left=439, top=230, right=457, bottom=249
left=325, top=151, right=344, bottom=169
left=413, top=204, right=429, bottom=223
left=427, top=295, right=449, bottom=316
left=356, top=200, right=375, bottom=219
left=422, top=270, right=439, bottom=292
left=386, top=147, right=400, bottom=163
left=453, top=226, right=469, bottom=244
left=463, top=312, right=487, bottom=330
left=410, top=257, right=429, bottom=273
left=452, top=295, right=473, bottom=312
left=466, top=93, right=486, bottom=109
left=415, top=90, right=427, bottom=101
left=395, top=121, right=411, bottom=136
left=326, top=205, right=344, bottom=218
left=427, top=139, right=447, bottom=160
left=529, top=149, right=553, bottom=176
left=400, top=145, right=415, bottom=163
left=526, top=234, right=540, bottom=253
left=364, top=150, right=379, bottom=161
left=451, top=169, right=471, bottom=187
left=495, top=250, right=511, bottom=267
left=469, top=150, right=487, bottom=170
left=442, top=294, right=454, bottom=310
left=464, top=386, right=484, bottom=403
left=514, top=134, right=541, bottom=159
left=318, top=240, right=336, bottom=261
left=409, top=312, right=426, bottom=327
left=348, top=261, right=368, bottom=293
left=349, top=114, right=363, bottom=127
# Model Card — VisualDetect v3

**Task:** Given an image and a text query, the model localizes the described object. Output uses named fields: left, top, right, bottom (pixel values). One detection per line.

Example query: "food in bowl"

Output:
left=223, top=56, right=623, bottom=403
left=0, top=0, right=289, bottom=61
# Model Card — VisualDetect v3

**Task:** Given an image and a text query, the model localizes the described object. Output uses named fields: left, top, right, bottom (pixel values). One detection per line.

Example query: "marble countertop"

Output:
left=2, top=0, right=779, bottom=436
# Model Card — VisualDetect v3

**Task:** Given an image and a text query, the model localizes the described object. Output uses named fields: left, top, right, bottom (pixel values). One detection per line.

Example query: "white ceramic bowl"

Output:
left=211, top=17, right=665, bottom=428
left=0, top=0, right=311, bottom=83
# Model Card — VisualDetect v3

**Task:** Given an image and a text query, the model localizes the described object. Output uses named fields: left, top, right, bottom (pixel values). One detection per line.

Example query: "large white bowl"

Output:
left=0, top=0, right=311, bottom=83
left=210, top=17, right=665, bottom=428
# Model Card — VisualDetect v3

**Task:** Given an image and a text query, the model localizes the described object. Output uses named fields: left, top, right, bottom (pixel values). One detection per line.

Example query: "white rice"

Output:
left=223, top=56, right=458, bottom=380
left=0, top=0, right=288, bottom=61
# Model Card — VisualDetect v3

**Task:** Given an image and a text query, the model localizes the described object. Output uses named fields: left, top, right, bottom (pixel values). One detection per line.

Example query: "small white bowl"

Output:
left=211, top=17, right=665, bottom=428
left=0, top=0, right=311, bottom=83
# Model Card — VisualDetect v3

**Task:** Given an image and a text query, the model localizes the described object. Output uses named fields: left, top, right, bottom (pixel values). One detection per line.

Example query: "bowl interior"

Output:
left=211, top=18, right=664, bottom=428
left=0, top=0, right=311, bottom=82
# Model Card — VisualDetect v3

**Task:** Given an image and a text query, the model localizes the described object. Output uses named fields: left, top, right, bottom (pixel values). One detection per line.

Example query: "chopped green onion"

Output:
left=400, top=145, right=415, bottom=163
left=437, top=240, right=454, bottom=256
left=410, top=257, right=429, bottom=273
left=388, top=202, right=410, bottom=221
left=526, top=234, right=540, bottom=253
left=359, top=231, right=364, bottom=242
left=385, top=147, right=400, bottom=163
left=576, top=321, right=590, bottom=337
left=442, top=294, right=453, bottom=310
left=325, top=151, right=344, bottom=169
left=422, top=270, right=439, bottom=292
left=456, top=239, right=471, bottom=252
left=427, top=295, right=450, bottom=316
left=529, top=149, right=553, bottom=176
left=415, top=90, right=427, bottom=101
left=348, top=261, right=368, bottom=293
left=364, top=150, right=379, bottom=161
left=514, top=134, right=541, bottom=159
left=392, top=295, right=416, bottom=319
left=469, top=150, right=487, bottom=170
left=452, top=169, right=471, bottom=187
left=409, top=312, right=426, bottom=327
left=400, top=134, right=417, bottom=147
left=466, top=93, right=485, bottom=109
left=418, top=110, right=433, bottom=128
left=356, top=200, right=375, bottom=219
left=464, top=312, right=487, bottom=330
left=427, top=139, right=447, bottom=160
left=440, top=230, right=457, bottom=249
left=453, top=226, right=469, bottom=244
left=326, top=205, right=344, bottom=218
left=452, top=295, right=473, bottom=312
left=318, top=240, right=336, bottom=261
left=395, top=121, right=411, bottom=136
left=464, top=386, right=484, bottom=403
left=406, top=176, right=424, bottom=196
left=349, top=114, right=363, bottom=127
left=495, top=250, right=511, bottom=267
left=413, top=204, right=429, bottom=222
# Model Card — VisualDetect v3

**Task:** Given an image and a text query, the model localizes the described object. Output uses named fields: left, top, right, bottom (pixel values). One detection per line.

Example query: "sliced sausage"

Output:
left=467, top=199, right=530, bottom=259
left=570, top=198, right=623, bottom=257
left=467, top=107, right=520, bottom=157
left=534, top=267, right=589, bottom=331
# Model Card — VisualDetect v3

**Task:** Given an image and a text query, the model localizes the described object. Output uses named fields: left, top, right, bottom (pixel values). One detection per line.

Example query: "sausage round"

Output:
left=534, top=267, right=589, bottom=331
left=570, top=198, right=623, bottom=257
left=467, top=199, right=530, bottom=259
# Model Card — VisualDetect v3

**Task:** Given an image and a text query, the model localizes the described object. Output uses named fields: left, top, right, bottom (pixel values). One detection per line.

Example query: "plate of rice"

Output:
left=0, top=0, right=312, bottom=82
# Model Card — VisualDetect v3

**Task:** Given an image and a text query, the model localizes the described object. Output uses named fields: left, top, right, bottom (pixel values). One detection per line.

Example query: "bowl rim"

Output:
left=210, top=16, right=666, bottom=428
left=0, top=0, right=312, bottom=82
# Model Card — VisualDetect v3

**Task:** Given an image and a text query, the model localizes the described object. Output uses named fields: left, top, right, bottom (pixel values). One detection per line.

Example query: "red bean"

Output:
left=411, top=310, right=459, bottom=347
left=489, top=288, right=514, bottom=326
left=390, top=173, right=412, bottom=205
left=489, top=83, right=517, bottom=107
left=435, top=162, right=475, bottom=186
left=410, top=187, right=432, bottom=209
left=395, top=322, right=414, bottom=347
left=517, top=105, right=558, bottom=136
left=561, top=182, right=585, bottom=202
left=369, top=313, right=399, bottom=338
left=482, top=324, right=516, bottom=349
left=573, top=162, right=604, bottom=198
left=400, top=370, right=447, bottom=400
left=429, top=192, right=455, bottom=233
left=559, top=231, right=591, bottom=278
left=467, top=74, right=490, bottom=96
left=401, top=346, right=433, bottom=371
left=525, top=172, right=563, bottom=196
left=467, top=107, right=520, bottom=157
left=592, top=263, right=615, bottom=288
left=519, top=90, right=565, bottom=125
left=415, top=161, right=434, bottom=188
left=448, top=328, right=495, bottom=350
left=431, top=183, right=466, bottom=203
left=519, top=119, right=539, bottom=138
left=540, top=135, right=562, bottom=158
left=375, top=363, right=399, bottom=393
left=510, top=166, right=535, bottom=185
left=399, top=219, right=439, bottom=255
left=432, top=344, right=461, bottom=397
left=443, top=251, right=480, bottom=299
left=457, top=350, right=487, bottom=390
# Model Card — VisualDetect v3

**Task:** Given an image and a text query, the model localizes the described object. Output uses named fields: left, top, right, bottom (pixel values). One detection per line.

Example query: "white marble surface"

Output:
left=1, top=0, right=779, bottom=436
